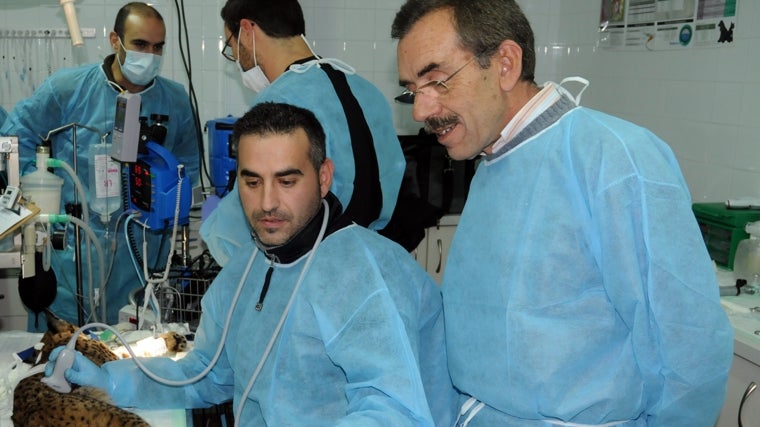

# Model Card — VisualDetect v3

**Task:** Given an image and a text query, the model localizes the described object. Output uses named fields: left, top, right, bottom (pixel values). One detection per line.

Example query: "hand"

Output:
left=45, top=345, right=113, bottom=394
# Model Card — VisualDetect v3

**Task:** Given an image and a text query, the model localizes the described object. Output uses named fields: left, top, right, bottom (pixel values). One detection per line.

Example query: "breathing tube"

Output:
left=40, top=214, right=106, bottom=322
left=44, top=158, right=105, bottom=321
left=43, top=200, right=331, bottom=426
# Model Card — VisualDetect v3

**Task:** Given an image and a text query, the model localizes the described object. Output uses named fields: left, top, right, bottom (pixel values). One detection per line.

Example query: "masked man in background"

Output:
left=200, top=0, right=405, bottom=266
left=0, top=2, right=199, bottom=329
left=46, top=102, right=457, bottom=427
left=391, top=0, right=733, bottom=425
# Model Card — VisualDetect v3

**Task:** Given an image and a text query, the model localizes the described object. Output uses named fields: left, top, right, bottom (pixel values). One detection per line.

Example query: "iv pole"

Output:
left=40, top=122, right=105, bottom=326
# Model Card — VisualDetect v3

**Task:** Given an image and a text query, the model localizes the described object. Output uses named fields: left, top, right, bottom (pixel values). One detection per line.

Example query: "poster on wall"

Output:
left=598, top=0, right=737, bottom=50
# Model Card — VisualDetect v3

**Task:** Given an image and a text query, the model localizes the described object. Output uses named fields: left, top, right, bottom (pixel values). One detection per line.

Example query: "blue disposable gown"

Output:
left=0, top=59, right=199, bottom=328
left=101, top=225, right=457, bottom=426
left=0, top=105, right=7, bottom=126
left=200, top=60, right=405, bottom=266
left=444, top=99, right=734, bottom=426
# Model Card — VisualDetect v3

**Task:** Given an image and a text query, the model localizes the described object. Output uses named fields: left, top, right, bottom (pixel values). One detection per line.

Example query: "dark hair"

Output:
left=220, top=0, right=306, bottom=38
left=233, top=102, right=326, bottom=171
left=114, top=2, right=164, bottom=39
left=391, top=0, right=535, bottom=83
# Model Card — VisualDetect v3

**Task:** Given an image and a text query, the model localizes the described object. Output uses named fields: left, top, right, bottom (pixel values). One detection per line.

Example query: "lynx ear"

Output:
left=43, top=308, right=75, bottom=334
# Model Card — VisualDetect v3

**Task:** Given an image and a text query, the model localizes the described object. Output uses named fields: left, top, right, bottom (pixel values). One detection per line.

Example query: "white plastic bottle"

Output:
left=20, top=146, right=64, bottom=214
left=733, top=221, right=760, bottom=289
left=88, top=142, right=121, bottom=223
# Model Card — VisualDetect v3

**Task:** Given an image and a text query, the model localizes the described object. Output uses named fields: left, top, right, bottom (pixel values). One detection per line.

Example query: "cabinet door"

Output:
left=0, top=273, right=27, bottom=331
left=413, top=229, right=428, bottom=270
left=716, top=353, right=760, bottom=427
left=424, top=225, right=456, bottom=285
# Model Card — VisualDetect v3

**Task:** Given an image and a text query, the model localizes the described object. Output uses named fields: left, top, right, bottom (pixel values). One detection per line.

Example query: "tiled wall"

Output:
left=531, top=1, right=760, bottom=203
left=1, top=0, right=759, bottom=202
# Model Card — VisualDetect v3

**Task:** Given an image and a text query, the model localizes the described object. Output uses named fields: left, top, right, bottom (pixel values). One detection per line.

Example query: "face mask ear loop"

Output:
left=236, top=27, right=244, bottom=70
left=252, top=28, right=260, bottom=69
left=116, top=37, right=127, bottom=69
left=109, top=38, right=128, bottom=93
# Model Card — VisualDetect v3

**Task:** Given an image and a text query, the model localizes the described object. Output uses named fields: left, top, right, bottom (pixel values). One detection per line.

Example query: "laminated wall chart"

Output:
left=599, top=0, right=738, bottom=50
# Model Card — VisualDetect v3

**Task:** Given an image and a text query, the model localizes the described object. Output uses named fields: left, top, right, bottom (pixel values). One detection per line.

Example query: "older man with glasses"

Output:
left=391, top=0, right=733, bottom=426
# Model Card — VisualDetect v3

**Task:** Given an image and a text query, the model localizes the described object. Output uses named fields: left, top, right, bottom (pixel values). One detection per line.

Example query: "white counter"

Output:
left=717, top=268, right=760, bottom=364
left=715, top=268, right=760, bottom=426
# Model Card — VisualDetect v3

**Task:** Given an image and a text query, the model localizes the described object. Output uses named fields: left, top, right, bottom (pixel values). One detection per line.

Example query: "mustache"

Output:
left=252, top=209, right=290, bottom=222
left=423, top=115, right=459, bottom=134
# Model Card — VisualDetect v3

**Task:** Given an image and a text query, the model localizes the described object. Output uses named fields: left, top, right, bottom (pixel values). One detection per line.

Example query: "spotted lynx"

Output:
left=12, top=311, right=187, bottom=427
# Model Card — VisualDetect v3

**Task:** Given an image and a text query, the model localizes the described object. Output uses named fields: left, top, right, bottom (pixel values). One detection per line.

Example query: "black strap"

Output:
left=319, top=64, right=382, bottom=227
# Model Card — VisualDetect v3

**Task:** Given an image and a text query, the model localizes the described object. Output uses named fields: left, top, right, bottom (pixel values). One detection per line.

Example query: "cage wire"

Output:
left=158, top=262, right=220, bottom=331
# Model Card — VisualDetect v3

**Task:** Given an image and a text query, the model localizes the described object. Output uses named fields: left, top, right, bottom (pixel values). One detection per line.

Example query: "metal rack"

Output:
left=157, top=269, right=218, bottom=331
left=0, top=28, right=96, bottom=39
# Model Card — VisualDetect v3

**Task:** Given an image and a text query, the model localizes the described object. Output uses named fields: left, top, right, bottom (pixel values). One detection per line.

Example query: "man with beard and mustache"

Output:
left=201, top=0, right=407, bottom=267
left=45, top=102, right=457, bottom=427
left=1, top=2, right=199, bottom=329
left=391, top=0, right=733, bottom=426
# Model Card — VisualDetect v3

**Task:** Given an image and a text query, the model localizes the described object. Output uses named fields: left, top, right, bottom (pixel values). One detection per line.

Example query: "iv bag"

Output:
left=88, top=143, right=122, bottom=223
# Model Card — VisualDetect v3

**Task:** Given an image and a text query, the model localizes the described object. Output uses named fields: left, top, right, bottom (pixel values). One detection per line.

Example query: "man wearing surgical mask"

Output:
left=0, top=2, right=200, bottom=330
left=201, top=0, right=407, bottom=268
left=111, top=6, right=164, bottom=92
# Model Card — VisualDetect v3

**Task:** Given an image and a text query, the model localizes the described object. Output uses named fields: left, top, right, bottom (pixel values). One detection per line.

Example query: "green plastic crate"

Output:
left=693, top=203, right=760, bottom=269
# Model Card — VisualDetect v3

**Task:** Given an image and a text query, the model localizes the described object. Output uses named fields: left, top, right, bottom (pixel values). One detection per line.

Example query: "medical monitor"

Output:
left=111, top=92, right=141, bottom=163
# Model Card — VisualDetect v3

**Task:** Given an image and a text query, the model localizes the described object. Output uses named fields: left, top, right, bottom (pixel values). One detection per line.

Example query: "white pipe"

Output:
left=60, top=0, right=84, bottom=47
left=48, top=158, right=89, bottom=224
left=41, top=214, right=106, bottom=322
left=46, top=160, right=99, bottom=321
left=22, top=223, right=36, bottom=276
left=68, top=215, right=105, bottom=322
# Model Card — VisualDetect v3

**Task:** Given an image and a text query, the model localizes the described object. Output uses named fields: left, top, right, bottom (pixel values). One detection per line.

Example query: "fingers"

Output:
left=44, top=346, right=66, bottom=377
left=48, top=345, right=64, bottom=361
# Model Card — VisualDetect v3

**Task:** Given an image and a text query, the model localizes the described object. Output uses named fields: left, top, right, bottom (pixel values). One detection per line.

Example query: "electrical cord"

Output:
left=172, top=0, right=209, bottom=195
left=49, top=244, right=259, bottom=392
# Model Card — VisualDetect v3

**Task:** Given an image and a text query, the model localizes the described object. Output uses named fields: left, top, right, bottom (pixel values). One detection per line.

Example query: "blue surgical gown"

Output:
left=101, top=225, right=457, bottom=427
left=200, top=60, right=405, bottom=266
left=0, top=59, right=199, bottom=328
left=444, top=101, right=734, bottom=426
left=0, top=106, right=7, bottom=126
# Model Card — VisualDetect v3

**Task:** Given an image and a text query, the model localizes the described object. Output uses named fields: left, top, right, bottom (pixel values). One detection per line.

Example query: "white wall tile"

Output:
left=345, top=8, right=375, bottom=41
left=2, top=0, right=759, bottom=203
left=311, top=7, right=345, bottom=40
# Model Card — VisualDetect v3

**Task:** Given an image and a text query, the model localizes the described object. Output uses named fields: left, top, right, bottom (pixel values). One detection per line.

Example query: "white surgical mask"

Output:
left=117, top=38, right=162, bottom=86
left=238, top=28, right=270, bottom=92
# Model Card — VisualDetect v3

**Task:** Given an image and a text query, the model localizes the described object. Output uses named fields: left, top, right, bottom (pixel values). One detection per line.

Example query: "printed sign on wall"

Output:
left=599, top=0, right=737, bottom=50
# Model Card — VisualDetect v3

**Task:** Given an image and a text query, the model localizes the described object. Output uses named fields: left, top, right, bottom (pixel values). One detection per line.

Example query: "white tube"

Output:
left=60, top=251, right=259, bottom=388
left=42, top=214, right=106, bottom=322
left=47, top=160, right=99, bottom=320
left=22, top=223, right=36, bottom=276
left=49, top=158, right=89, bottom=224
left=67, top=215, right=106, bottom=322
left=235, top=199, right=329, bottom=425
left=60, top=0, right=84, bottom=47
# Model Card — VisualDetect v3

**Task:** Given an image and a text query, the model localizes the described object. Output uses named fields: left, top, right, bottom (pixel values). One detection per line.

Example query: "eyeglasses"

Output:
left=221, top=33, right=235, bottom=62
left=395, top=57, right=475, bottom=104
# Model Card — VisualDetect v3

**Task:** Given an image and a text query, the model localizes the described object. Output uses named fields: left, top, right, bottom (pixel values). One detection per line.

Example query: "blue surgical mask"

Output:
left=238, top=28, right=270, bottom=92
left=118, top=38, right=162, bottom=86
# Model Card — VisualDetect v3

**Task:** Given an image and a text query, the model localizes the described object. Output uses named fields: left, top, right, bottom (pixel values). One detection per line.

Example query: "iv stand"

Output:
left=40, top=122, right=106, bottom=327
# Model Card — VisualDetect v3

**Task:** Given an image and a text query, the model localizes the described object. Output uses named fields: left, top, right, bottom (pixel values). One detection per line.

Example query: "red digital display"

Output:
left=129, top=160, right=152, bottom=211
